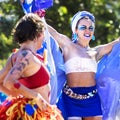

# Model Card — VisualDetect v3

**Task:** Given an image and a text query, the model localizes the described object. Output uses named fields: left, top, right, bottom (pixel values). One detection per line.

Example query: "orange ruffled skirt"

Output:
left=0, top=96, right=63, bottom=120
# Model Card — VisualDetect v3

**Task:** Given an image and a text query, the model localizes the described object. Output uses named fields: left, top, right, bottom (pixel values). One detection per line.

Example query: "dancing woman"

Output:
left=48, top=11, right=120, bottom=120
left=0, top=13, right=63, bottom=120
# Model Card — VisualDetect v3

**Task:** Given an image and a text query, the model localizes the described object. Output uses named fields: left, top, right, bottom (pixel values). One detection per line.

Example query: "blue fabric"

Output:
left=18, top=0, right=65, bottom=105
left=0, top=92, right=7, bottom=104
left=37, top=36, right=66, bottom=104
left=57, top=85, right=102, bottom=119
left=0, top=36, right=66, bottom=105
left=49, top=37, right=66, bottom=98
left=96, top=42, right=120, bottom=120
left=20, top=0, right=53, bottom=13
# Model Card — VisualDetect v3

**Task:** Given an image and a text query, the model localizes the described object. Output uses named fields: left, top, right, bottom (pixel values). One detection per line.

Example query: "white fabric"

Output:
left=42, top=18, right=58, bottom=104
left=42, top=18, right=66, bottom=104
left=71, top=11, right=82, bottom=33
left=68, top=117, right=82, bottom=120
left=71, top=11, right=95, bottom=33
left=64, top=57, right=97, bottom=74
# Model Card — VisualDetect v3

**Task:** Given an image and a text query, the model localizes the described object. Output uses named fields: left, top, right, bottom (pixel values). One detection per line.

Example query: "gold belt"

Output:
left=63, top=84, right=97, bottom=100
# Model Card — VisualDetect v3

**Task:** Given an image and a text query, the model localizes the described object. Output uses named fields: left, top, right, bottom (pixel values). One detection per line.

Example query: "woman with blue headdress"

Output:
left=47, top=11, right=120, bottom=120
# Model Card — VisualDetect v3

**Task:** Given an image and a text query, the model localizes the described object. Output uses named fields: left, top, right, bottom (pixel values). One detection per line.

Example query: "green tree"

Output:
left=46, top=0, right=120, bottom=47
left=0, top=0, right=23, bottom=60
left=0, top=0, right=120, bottom=65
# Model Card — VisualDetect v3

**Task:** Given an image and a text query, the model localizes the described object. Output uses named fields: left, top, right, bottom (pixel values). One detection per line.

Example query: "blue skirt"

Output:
left=57, top=85, right=102, bottom=119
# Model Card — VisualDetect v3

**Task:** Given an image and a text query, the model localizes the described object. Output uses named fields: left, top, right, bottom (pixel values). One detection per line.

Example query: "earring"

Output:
left=72, top=33, right=78, bottom=43
left=92, top=35, right=95, bottom=41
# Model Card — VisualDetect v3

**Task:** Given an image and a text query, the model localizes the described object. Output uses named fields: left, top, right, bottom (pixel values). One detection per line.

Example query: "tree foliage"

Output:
left=0, top=0, right=120, bottom=61
left=46, top=0, right=120, bottom=46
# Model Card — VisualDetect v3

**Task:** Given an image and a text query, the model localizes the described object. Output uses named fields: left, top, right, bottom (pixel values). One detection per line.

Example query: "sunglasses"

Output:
left=78, top=25, right=94, bottom=31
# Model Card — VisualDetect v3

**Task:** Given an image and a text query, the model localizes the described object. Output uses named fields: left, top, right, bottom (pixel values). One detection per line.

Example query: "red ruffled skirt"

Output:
left=0, top=96, right=63, bottom=120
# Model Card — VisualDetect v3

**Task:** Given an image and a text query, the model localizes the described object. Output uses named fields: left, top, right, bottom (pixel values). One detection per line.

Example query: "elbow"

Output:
left=3, top=80, right=14, bottom=91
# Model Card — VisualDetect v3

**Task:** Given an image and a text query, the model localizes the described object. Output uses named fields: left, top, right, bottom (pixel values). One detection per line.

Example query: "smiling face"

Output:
left=75, top=17, right=95, bottom=45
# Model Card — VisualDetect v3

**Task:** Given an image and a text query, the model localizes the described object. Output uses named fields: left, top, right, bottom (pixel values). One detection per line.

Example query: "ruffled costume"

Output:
left=0, top=49, right=63, bottom=119
left=96, top=42, right=120, bottom=120
left=0, top=96, right=63, bottom=120
left=57, top=84, right=102, bottom=119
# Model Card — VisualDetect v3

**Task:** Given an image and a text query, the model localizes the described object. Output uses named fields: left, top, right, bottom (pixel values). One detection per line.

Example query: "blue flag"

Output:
left=19, top=0, right=66, bottom=105
left=19, top=0, right=53, bottom=14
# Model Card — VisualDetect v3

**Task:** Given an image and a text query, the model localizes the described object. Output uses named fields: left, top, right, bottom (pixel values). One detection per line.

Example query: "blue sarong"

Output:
left=57, top=85, right=102, bottom=119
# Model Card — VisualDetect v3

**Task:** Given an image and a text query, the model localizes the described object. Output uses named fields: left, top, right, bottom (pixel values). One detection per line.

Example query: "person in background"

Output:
left=0, top=13, right=63, bottom=120
left=48, top=11, right=120, bottom=120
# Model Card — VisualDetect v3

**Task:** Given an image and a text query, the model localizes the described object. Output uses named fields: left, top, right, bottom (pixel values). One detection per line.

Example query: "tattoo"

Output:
left=17, top=62, right=26, bottom=71
left=14, top=82, right=21, bottom=89
left=22, top=50, right=28, bottom=57
left=10, top=62, right=26, bottom=74
left=25, top=58, right=29, bottom=65
left=10, top=68, right=16, bottom=74
left=10, top=53, right=30, bottom=75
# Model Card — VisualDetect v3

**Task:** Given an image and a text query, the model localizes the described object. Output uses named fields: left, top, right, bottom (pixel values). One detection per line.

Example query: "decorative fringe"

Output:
left=0, top=96, right=63, bottom=120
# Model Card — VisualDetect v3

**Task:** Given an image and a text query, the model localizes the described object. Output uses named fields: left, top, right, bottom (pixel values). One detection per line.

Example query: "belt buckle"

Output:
left=64, top=85, right=97, bottom=100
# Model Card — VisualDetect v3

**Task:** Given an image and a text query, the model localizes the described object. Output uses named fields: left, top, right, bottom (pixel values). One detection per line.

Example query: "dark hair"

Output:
left=12, top=13, right=45, bottom=44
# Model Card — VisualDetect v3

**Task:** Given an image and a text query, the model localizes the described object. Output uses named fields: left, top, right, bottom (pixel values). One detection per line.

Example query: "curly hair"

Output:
left=12, top=13, right=45, bottom=44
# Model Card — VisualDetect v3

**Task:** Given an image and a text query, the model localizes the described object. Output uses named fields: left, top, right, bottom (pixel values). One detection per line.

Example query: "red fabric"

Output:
left=11, top=50, right=50, bottom=89
left=19, top=64, right=50, bottom=89
left=19, top=54, right=49, bottom=89
left=36, top=54, right=44, bottom=61
left=0, top=97, right=64, bottom=120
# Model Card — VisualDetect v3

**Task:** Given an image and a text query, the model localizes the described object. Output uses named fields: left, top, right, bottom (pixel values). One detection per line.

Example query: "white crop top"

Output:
left=64, top=57, right=97, bottom=74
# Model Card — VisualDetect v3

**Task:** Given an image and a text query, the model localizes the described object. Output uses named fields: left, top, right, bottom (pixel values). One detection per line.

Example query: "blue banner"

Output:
left=19, top=0, right=53, bottom=14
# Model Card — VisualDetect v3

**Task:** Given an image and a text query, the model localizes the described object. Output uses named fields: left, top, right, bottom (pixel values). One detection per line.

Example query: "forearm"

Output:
left=3, top=80, right=51, bottom=111
left=0, top=56, right=12, bottom=84
left=96, top=37, right=120, bottom=60
left=47, top=24, right=69, bottom=49
left=0, top=83, right=16, bottom=96
left=108, top=37, right=120, bottom=47
left=4, top=80, right=37, bottom=99
left=13, top=82, right=51, bottom=110
left=6, top=80, right=48, bottom=102
left=47, top=25, right=57, bottom=37
left=47, top=24, right=61, bottom=43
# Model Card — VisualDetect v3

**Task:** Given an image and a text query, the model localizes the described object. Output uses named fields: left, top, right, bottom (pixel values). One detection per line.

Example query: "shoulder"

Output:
left=17, top=49, right=34, bottom=60
left=11, top=49, right=36, bottom=67
left=20, top=49, right=32, bottom=57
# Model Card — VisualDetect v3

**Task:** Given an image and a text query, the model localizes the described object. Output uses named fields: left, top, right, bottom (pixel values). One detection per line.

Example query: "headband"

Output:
left=71, top=11, right=95, bottom=33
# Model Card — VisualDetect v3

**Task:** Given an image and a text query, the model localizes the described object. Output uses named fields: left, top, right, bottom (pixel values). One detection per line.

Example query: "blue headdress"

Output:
left=19, top=0, right=53, bottom=14
left=71, top=11, right=95, bottom=42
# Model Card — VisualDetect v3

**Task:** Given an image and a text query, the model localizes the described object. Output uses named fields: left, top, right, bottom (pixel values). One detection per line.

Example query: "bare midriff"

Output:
left=66, top=72, right=96, bottom=87
left=33, top=84, right=50, bottom=103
